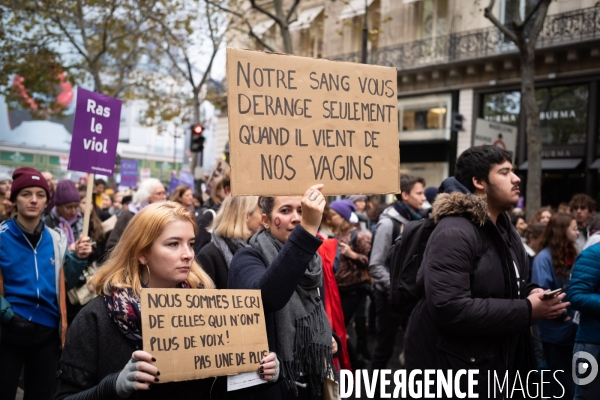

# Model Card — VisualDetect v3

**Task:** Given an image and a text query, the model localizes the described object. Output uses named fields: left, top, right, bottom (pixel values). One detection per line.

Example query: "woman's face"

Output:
left=140, top=220, right=195, bottom=288
left=79, top=197, right=88, bottom=214
left=330, top=210, right=344, bottom=228
left=101, top=194, right=112, bottom=209
left=113, top=194, right=123, bottom=210
left=567, top=219, right=579, bottom=243
left=354, top=199, right=366, bottom=213
left=58, top=202, right=79, bottom=220
left=246, top=206, right=262, bottom=237
left=540, top=211, right=552, bottom=225
left=181, top=189, right=193, bottom=207
left=263, top=196, right=302, bottom=243
left=515, top=218, right=528, bottom=237
left=3, top=191, right=13, bottom=214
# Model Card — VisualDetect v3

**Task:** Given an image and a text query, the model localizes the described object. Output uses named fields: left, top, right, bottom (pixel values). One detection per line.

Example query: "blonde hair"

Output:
left=210, top=195, right=259, bottom=240
left=89, top=201, right=214, bottom=296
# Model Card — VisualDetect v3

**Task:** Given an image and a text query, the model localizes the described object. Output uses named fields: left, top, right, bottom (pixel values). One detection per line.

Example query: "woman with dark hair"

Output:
left=229, top=184, right=336, bottom=400
left=532, top=212, right=579, bottom=398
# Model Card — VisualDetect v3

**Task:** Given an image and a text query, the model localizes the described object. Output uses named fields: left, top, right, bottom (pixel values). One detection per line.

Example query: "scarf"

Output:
left=211, top=233, right=250, bottom=267
left=51, top=207, right=81, bottom=246
left=104, top=282, right=191, bottom=348
left=249, top=228, right=333, bottom=395
left=393, top=201, right=422, bottom=221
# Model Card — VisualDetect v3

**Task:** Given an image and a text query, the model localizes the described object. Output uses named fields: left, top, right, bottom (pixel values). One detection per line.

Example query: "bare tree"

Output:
left=484, top=0, right=551, bottom=218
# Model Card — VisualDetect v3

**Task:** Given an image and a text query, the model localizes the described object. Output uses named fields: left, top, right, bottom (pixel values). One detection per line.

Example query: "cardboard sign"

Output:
left=141, top=288, right=269, bottom=383
left=474, top=118, right=517, bottom=162
left=68, top=88, right=121, bottom=175
left=226, top=48, right=400, bottom=196
left=120, top=159, right=138, bottom=187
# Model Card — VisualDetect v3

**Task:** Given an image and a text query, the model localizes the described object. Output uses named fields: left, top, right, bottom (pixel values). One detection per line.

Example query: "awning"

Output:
left=590, top=158, right=600, bottom=169
left=339, top=0, right=375, bottom=20
left=289, top=6, right=324, bottom=31
left=251, top=19, right=275, bottom=37
left=518, top=158, right=582, bottom=170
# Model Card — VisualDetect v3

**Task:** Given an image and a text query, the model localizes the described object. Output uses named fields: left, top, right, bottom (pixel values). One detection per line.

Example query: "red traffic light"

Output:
left=192, top=124, right=204, bottom=135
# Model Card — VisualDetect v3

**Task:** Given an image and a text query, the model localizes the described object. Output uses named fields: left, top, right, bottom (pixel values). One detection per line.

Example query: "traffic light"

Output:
left=451, top=113, right=464, bottom=131
left=190, top=124, right=205, bottom=152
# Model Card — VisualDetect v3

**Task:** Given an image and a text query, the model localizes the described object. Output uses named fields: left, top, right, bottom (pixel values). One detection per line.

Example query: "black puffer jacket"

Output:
left=404, top=178, right=536, bottom=392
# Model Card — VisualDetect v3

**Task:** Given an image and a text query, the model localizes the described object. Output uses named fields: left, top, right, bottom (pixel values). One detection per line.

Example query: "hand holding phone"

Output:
left=542, top=288, right=563, bottom=300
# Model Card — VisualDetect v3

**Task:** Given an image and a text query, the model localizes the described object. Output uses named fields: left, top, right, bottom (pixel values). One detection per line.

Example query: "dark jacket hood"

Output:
left=433, top=177, right=488, bottom=227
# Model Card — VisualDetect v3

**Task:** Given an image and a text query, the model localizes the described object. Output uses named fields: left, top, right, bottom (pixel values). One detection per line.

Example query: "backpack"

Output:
left=388, top=216, right=487, bottom=318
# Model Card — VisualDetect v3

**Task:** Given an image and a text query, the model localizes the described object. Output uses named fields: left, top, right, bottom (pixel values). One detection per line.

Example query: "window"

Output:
left=398, top=94, right=452, bottom=141
left=417, top=0, right=447, bottom=40
left=482, top=84, right=589, bottom=145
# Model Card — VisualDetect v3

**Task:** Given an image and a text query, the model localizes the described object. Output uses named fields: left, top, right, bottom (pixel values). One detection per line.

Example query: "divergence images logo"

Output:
left=572, top=351, right=598, bottom=386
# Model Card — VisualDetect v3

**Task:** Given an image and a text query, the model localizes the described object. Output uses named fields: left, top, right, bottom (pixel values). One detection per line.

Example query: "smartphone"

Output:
left=542, top=288, right=563, bottom=300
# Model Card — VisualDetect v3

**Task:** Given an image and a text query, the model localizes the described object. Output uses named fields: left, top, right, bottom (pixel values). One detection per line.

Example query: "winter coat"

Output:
left=0, top=218, right=88, bottom=346
left=55, top=296, right=220, bottom=400
left=404, top=186, right=536, bottom=382
left=531, top=247, right=577, bottom=344
left=567, top=244, right=600, bottom=345
left=197, top=242, right=229, bottom=289
left=334, top=229, right=371, bottom=290
left=368, top=204, right=409, bottom=292
left=105, top=209, right=134, bottom=253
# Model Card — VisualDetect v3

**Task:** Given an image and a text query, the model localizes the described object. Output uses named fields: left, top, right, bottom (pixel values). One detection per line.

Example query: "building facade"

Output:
left=236, top=0, right=600, bottom=204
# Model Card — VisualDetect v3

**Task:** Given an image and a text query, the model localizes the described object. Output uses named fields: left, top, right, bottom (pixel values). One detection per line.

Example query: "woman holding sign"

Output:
left=56, top=202, right=279, bottom=399
left=229, top=184, right=336, bottom=400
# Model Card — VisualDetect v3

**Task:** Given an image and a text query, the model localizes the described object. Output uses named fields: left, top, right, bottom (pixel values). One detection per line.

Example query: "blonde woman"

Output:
left=56, top=202, right=278, bottom=399
left=196, top=195, right=261, bottom=289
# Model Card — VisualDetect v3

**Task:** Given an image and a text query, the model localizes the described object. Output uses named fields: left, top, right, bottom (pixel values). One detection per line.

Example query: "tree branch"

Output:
left=528, top=0, right=551, bottom=45
left=285, top=0, right=300, bottom=23
left=250, top=0, right=280, bottom=23
left=522, top=0, right=546, bottom=27
left=484, top=0, right=518, bottom=44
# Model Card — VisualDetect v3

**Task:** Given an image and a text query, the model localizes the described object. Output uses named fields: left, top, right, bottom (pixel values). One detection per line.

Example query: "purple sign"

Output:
left=168, top=172, right=182, bottom=195
left=68, top=88, right=121, bottom=175
left=120, top=159, right=138, bottom=187
left=179, top=171, right=195, bottom=192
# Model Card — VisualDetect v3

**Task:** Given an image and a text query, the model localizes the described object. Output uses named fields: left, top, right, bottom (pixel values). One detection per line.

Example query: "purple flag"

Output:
left=68, top=88, right=121, bottom=175
left=179, top=171, right=195, bottom=192
left=169, top=172, right=182, bottom=195
left=120, top=159, right=138, bottom=187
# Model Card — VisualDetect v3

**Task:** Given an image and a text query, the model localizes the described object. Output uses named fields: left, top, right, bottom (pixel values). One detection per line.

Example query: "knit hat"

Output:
left=0, top=173, right=11, bottom=183
left=54, top=180, right=80, bottom=206
left=10, top=167, right=50, bottom=202
left=424, top=186, right=438, bottom=205
left=330, top=200, right=358, bottom=223
left=347, top=194, right=367, bottom=203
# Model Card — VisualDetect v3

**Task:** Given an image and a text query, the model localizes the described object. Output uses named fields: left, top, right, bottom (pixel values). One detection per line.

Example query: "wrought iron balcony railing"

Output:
left=329, top=5, right=600, bottom=70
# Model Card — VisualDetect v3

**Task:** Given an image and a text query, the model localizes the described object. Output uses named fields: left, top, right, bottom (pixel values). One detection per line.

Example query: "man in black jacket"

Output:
left=404, top=145, right=570, bottom=398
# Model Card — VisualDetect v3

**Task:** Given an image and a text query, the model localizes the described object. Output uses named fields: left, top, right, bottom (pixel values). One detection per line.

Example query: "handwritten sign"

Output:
left=68, top=88, right=121, bottom=175
left=141, top=288, right=269, bottom=383
left=226, top=48, right=400, bottom=196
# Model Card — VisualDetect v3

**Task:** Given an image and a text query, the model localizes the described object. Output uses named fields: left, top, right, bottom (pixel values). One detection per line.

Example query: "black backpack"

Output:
left=388, top=216, right=486, bottom=318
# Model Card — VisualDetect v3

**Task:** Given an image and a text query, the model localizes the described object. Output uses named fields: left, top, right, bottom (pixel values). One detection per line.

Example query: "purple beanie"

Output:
left=54, top=180, right=80, bottom=206
left=330, top=200, right=357, bottom=222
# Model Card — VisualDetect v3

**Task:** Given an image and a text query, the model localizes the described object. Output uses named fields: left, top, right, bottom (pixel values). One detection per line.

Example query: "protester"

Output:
left=404, top=146, right=570, bottom=396
left=529, top=206, right=554, bottom=226
left=101, top=192, right=112, bottom=212
left=369, top=174, right=425, bottom=370
left=570, top=193, right=596, bottom=252
left=45, top=180, right=83, bottom=248
left=92, top=178, right=106, bottom=208
left=558, top=202, right=571, bottom=214
left=170, top=185, right=195, bottom=213
left=106, top=178, right=167, bottom=253
left=347, top=194, right=370, bottom=232
left=109, top=191, right=124, bottom=216
left=196, top=195, right=260, bottom=289
left=582, top=213, right=600, bottom=250
left=532, top=212, right=579, bottom=398
left=330, top=200, right=372, bottom=368
left=229, top=185, right=335, bottom=399
left=526, top=222, right=546, bottom=256
left=567, top=242, right=600, bottom=399
left=0, top=167, right=91, bottom=400
left=1, top=189, right=15, bottom=222
left=0, top=173, right=11, bottom=217
left=194, top=174, right=231, bottom=253
left=41, top=171, right=56, bottom=213
left=55, top=201, right=279, bottom=399
left=511, top=213, right=528, bottom=241
left=422, top=186, right=438, bottom=209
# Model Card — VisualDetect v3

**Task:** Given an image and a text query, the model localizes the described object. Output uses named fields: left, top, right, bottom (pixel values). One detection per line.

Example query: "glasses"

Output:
left=155, top=191, right=167, bottom=196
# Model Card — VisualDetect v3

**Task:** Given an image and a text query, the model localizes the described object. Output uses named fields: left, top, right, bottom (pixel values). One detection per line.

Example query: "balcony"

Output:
left=329, top=5, right=600, bottom=71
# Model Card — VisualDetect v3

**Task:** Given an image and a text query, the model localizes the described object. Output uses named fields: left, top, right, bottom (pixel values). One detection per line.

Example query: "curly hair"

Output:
left=540, top=213, right=577, bottom=280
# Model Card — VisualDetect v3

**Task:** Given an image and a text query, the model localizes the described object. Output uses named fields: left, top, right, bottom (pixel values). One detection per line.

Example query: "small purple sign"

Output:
left=120, top=159, right=138, bottom=187
left=68, top=88, right=121, bottom=175
left=168, top=172, right=182, bottom=195
left=179, top=171, right=195, bottom=192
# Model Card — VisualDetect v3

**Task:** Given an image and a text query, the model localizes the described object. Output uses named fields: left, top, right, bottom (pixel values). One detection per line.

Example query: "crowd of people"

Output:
left=0, top=144, right=599, bottom=399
